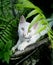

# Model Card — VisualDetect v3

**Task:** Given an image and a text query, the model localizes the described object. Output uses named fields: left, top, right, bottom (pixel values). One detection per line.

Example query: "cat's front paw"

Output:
left=18, top=42, right=28, bottom=51
left=12, top=47, right=15, bottom=53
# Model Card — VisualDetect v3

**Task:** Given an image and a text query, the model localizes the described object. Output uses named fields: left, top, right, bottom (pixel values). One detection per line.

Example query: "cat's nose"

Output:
left=23, top=33, right=27, bottom=37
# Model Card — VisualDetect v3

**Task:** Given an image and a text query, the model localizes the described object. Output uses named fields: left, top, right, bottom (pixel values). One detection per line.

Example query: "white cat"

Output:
left=12, top=15, right=53, bottom=51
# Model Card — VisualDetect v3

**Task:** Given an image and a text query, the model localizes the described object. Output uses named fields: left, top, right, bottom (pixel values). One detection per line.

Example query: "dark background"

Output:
left=31, top=0, right=53, bottom=17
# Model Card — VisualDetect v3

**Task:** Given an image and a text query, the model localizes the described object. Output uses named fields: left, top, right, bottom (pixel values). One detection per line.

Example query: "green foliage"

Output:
left=0, top=19, right=17, bottom=63
left=0, top=0, right=18, bottom=63
left=0, top=0, right=53, bottom=63
left=26, top=9, right=42, bottom=19
left=16, top=0, right=53, bottom=48
left=48, top=29, right=53, bottom=48
left=16, top=0, right=47, bottom=31
left=0, top=40, right=12, bottom=63
left=16, top=0, right=36, bottom=8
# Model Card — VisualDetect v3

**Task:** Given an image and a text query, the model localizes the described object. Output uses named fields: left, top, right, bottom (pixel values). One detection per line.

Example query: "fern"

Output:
left=0, top=0, right=53, bottom=63
left=0, top=19, right=18, bottom=63
left=0, top=0, right=18, bottom=63
left=16, top=0, right=53, bottom=48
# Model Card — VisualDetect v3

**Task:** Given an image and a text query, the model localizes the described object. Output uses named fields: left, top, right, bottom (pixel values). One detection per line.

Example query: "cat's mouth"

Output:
left=25, top=36, right=31, bottom=39
left=24, top=37, right=31, bottom=42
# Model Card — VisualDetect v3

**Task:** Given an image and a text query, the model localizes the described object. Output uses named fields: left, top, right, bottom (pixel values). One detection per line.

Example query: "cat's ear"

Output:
left=33, top=23, right=38, bottom=29
left=20, top=15, right=26, bottom=23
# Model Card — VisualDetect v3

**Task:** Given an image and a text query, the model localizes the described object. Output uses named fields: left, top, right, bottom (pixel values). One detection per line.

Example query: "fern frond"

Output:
left=0, top=18, right=18, bottom=63
left=16, top=0, right=47, bottom=32
left=0, top=0, right=18, bottom=63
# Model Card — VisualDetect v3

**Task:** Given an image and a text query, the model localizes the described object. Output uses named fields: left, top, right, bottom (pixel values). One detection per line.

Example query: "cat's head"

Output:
left=18, top=15, right=38, bottom=38
left=18, top=15, right=30, bottom=38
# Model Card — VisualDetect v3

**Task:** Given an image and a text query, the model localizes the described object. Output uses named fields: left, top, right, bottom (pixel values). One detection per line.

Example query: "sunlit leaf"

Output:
left=26, top=9, right=42, bottom=19
left=28, top=14, right=42, bottom=31
left=16, top=0, right=36, bottom=9
left=36, top=25, right=47, bottom=33
left=51, top=41, right=53, bottom=48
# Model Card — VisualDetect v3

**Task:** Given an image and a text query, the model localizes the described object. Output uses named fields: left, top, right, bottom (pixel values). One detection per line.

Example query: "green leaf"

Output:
left=5, top=40, right=12, bottom=50
left=51, top=41, right=53, bottom=48
left=5, top=30, right=11, bottom=35
left=48, top=32, right=53, bottom=39
left=40, top=19, right=48, bottom=25
left=11, top=19, right=17, bottom=27
left=0, top=40, right=4, bottom=49
left=0, top=17, right=7, bottom=22
left=0, top=51, right=4, bottom=59
left=36, top=25, right=47, bottom=33
left=49, top=30, right=53, bottom=35
left=4, top=51, right=10, bottom=63
left=0, top=0, right=18, bottom=63
left=16, top=0, right=36, bottom=9
left=28, top=14, right=42, bottom=31
left=26, top=9, right=42, bottom=19
left=1, top=36, right=7, bottom=43
left=2, top=34, right=10, bottom=41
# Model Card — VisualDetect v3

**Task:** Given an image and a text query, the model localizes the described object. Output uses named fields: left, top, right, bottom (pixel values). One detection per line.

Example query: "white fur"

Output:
left=12, top=15, right=49, bottom=51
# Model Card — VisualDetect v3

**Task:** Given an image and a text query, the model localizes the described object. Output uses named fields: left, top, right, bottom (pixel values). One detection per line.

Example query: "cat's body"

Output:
left=12, top=15, right=53, bottom=51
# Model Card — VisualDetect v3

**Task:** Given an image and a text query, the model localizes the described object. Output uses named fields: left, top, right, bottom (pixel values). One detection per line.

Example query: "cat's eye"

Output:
left=21, top=27, right=24, bottom=31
